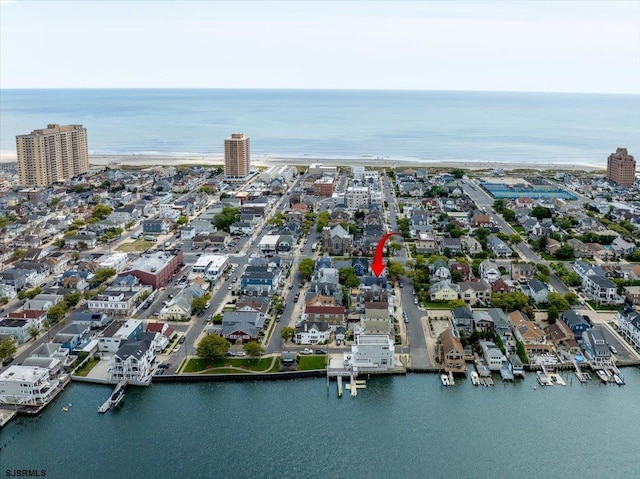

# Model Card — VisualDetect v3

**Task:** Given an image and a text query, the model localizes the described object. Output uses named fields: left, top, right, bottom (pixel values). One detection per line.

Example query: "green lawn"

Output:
left=586, top=301, right=625, bottom=312
left=183, top=356, right=276, bottom=373
left=423, top=302, right=454, bottom=310
left=116, top=239, right=156, bottom=252
left=296, top=355, right=327, bottom=370
left=74, top=358, right=100, bottom=377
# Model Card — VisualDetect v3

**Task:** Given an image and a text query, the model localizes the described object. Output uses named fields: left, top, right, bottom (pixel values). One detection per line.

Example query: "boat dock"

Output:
left=345, top=377, right=367, bottom=397
left=536, top=371, right=553, bottom=386
left=470, top=371, right=480, bottom=386
left=479, top=377, right=494, bottom=386
left=573, top=360, right=587, bottom=383
left=0, top=408, right=17, bottom=428
left=98, top=379, right=127, bottom=413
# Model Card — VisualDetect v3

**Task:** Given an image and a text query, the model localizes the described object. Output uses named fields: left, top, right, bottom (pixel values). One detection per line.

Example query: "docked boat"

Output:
left=470, top=371, right=480, bottom=386
left=440, top=374, right=450, bottom=387
left=536, top=371, right=553, bottom=386
left=110, top=388, right=125, bottom=409
left=596, top=370, right=609, bottom=383
left=613, top=374, right=625, bottom=386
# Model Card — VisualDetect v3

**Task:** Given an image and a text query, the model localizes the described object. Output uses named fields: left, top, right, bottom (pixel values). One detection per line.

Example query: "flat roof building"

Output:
left=224, top=133, right=251, bottom=178
left=607, top=147, right=636, bottom=188
left=16, top=124, right=89, bottom=186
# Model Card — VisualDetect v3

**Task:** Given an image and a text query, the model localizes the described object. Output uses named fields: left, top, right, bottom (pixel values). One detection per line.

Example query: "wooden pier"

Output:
left=98, top=379, right=127, bottom=413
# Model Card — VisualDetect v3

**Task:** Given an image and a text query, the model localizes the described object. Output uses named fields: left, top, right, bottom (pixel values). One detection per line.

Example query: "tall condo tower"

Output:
left=606, top=147, right=636, bottom=187
left=16, top=124, right=89, bottom=187
left=224, top=133, right=251, bottom=178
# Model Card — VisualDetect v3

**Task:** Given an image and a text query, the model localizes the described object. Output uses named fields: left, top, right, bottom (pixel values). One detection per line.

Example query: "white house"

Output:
left=295, top=321, right=331, bottom=345
left=615, top=306, right=640, bottom=351
left=344, top=334, right=395, bottom=372
left=480, top=341, right=506, bottom=371
left=108, top=338, right=155, bottom=385
left=479, top=260, right=501, bottom=283
left=0, top=365, right=61, bottom=406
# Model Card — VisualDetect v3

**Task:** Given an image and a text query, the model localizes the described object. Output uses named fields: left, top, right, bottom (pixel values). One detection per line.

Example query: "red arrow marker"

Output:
left=371, top=232, right=401, bottom=277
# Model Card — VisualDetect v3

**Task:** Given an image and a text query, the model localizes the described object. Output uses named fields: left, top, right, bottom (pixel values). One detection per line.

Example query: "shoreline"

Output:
left=0, top=152, right=608, bottom=172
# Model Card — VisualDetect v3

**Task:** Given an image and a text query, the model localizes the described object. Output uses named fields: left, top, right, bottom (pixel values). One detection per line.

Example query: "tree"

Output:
left=502, top=209, right=516, bottom=223
left=450, top=168, right=465, bottom=179
left=214, top=206, right=240, bottom=232
left=387, top=241, right=402, bottom=256
left=516, top=340, right=529, bottom=364
left=176, top=215, right=189, bottom=226
left=243, top=341, right=264, bottom=360
left=90, top=267, right=116, bottom=287
left=547, top=291, right=569, bottom=312
left=493, top=199, right=504, bottom=212
left=531, top=206, right=551, bottom=219
left=0, top=337, right=17, bottom=360
left=64, top=291, right=82, bottom=308
left=509, top=233, right=522, bottom=244
left=387, top=261, right=406, bottom=280
left=490, top=291, right=529, bottom=312
left=268, top=212, right=285, bottom=227
left=565, top=292, right=579, bottom=306
left=339, top=267, right=360, bottom=288
left=197, top=334, right=230, bottom=359
left=27, top=325, right=40, bottom=341
left=448, top=299, right=467, bottom=309
left=47, top=302, right=68, bottom=323
left=316, top=211, right=330, bottom=232
left=547, top=306, right=558, bottom=324
left=281, top=326, right=295, bottom=342
left=554, top=244, right=574, bottom=259
left=191, top=296, right=208, bottom=315
left=91, top=203, right=113, bottom=219
left=298, top=258, right=316, bottom=280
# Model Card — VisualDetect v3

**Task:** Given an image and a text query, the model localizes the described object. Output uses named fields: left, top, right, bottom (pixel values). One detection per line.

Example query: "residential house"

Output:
left=611, top=237, right=636, bottom=257
left=491, top=279, right=515, bottom=294
left=222, top=311, right=265, bottom=343
left=429, top=280, right=460, bottom=302
left=431, top=259, right=451, bottom=282
left=303, top=304, right=345, bottom=331
left=439, top=329, right=466, bottom=373
left=97, top=319, right=144, bottom=353
left=415, top=232, right=438, bottom=254
left=235, top=297, right=270, bottom=319
left=547, top=320, right=581, bottom=354
left=560, top=310, right=591, bottom=341
left=462, top=236, right=483, bottom=256
left=581, top=327, right=611, bottom=364
left=510, top=263, right=535, bottom=283
left=439, top=237, right=462, bottom=255
left=479, top=260, right=501, bottom=284
left=480, top=341, right=506, bottom=371
left=472, top=310, right=494, bottom=333
left=108, top=338, right=155, bottom=384
left=623, top=286, right=640, bottom=305
left=489, top=308, right=514, bottom=351
left=615, top=306, right=640, bottom=351
left=566, top=238, right=594, bottom=259
left=451, top=306, right=474, bottom=337
left=0, top=365, right=61, bottom=406
left=583, top=275, right=620, bottom=305
left=459, top=280, right=492, bottom=306
left=345, top=334, right=395, bottom=372
left=527, top=278, right=550, bottom=304
left=295, top=321, right=331, bottom=345
left=509, top=310, right=550, bottom=354
left=487, top=235, right=512, bottom=257
left=0, top=318, right=33, bottom=344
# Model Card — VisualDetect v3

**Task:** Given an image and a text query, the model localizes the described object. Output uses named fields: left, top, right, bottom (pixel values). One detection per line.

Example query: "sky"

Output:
left=1, top=0, right=639, bottom=94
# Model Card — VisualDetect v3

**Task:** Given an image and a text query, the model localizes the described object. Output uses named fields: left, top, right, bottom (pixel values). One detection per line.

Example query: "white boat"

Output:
left=440, top=374, right=450, bottom=386
left=613, top=374, right=625, bottom=386
left=110, top=388, right=125, bottom=409
left=596, top=370, right=609, bottom=383
left=536, top=371, right=553, bottom=386
left=470, top=371, right=480, bottom=386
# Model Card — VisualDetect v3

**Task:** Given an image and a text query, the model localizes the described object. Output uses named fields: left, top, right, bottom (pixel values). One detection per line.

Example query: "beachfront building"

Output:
left=345, top=334, right=395, bottom=372
left=606, top=147, right=636, bottom=188
left=224, top=133, right=251, bottom=179
left=0, top=365, right=61, bottom=406
left=16, top=124, right=89, bottom=186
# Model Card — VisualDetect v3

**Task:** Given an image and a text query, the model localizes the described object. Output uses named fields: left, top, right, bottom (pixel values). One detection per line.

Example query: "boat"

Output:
left=536, top=371, right=553, bottom=386
left=596, top=370, right=609, bottom=383
left=613, top=374, right=625, bottom=386
left=440, top=374, right=450, bottom=386
left=62, top=407, right=68, bottom=412
left=110, top=388, right=125, bottom=409
left=470, top=371, right=480, bottom=386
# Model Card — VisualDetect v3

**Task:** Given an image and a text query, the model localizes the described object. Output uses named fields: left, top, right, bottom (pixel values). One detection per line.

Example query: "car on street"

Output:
left=300, top=348, right=313, bottom=355
left=173, top=345, right=181, bottom=353
left=315, top=349, right=327, bottom=354
left=609, top=345, right=618, bottom=354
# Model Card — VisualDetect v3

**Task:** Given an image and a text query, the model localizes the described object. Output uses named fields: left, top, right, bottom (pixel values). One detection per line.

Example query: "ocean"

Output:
left=2, top=372, right=640, bottom=479
left=1, top=89, right=639, bottom=166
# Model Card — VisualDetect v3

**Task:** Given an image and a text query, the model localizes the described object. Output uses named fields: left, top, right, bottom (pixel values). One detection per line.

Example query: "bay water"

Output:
left=2, top=370, right=639, bottom=478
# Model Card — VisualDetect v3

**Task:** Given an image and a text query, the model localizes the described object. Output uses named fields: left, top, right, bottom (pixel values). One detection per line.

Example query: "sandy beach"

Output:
left=0, top=152, right=607, bottom=172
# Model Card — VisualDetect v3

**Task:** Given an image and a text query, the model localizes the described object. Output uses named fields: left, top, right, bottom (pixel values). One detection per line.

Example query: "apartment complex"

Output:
left=16, top=124, right=89, bottom=186
left=224, top=133, right=251, bottom=178
left=606, top=147, right=636, bottom=187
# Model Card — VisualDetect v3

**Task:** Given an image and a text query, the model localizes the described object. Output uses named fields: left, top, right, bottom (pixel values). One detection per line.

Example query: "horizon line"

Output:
left=0, top=86, right=638, bottom=96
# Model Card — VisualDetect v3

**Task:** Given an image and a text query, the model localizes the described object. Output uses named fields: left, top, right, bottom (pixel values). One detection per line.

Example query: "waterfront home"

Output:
left=439, top=329, right=466, bottom=374
left=108, top=338, right=155, bottom=384
left=581, top=327, right=611, bottom=365
left=560, top=310, right=591, bottom=341
left=222, top=311, right=264, bottom=343
left=29, top=342, right=73, bottom=368
left=480, top=341, right=506, bottom=371
left=615, top=306, right=640, bottom=351
left=0, top=365, right=61, bottom=406
left=345, top=334, right=395, bottom=372
left=547, top=320, right=581, bottom=355
left=508, top=354, right=525, bottom=377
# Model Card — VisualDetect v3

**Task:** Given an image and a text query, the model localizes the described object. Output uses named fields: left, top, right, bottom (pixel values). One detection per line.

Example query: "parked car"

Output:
left=609, top=345, right=618, bottom=354
left=315, top=349, right=327, bottom=354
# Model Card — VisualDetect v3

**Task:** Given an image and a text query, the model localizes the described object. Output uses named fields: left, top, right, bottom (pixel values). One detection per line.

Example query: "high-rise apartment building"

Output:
left=224, top=133, right=250, bottom=178
left=16, top=124, right=89, bottom=186
left=606, top=147, right=636, bottom=188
